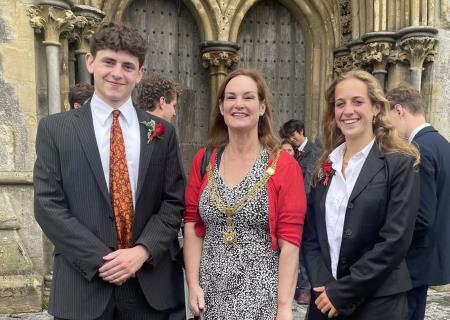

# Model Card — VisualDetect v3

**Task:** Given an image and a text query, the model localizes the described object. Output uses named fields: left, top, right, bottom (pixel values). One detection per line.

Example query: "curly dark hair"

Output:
left=90, top=22, right=147, bottom=67
left=136, top=74, right=181, bottom=112
left=386, top=84, right=425, bottom=115
left=69, top=83, right=94, bottom=109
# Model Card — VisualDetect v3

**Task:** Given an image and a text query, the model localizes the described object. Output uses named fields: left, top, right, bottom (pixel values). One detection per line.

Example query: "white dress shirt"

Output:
left=326, top=138, right=375, bottom=279
left=91, top=93, right=141, bottom=206
left=298, top=137, right=308, bottom=152
left=408, top=123, right=431, bottom=143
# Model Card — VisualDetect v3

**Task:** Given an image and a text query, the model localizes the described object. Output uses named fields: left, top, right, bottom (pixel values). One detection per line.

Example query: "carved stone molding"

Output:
left=338, top=0, right=352, bottom=44
left=27, top=5, right=76, bottom=46
left=347, top=40, right=368, bottom=70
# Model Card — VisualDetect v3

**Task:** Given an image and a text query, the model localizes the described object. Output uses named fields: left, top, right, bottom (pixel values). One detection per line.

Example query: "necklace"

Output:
left=207, top=149, right=281, bottom=247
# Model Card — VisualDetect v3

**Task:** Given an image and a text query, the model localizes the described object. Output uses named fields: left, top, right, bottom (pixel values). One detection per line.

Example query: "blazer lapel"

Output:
left=318, top=177, right=333, bottom=268
left=135, top=109, right=156, bottom=202
left=348, top=143, right=384, bottom=203
left=72, top=105, right=110, bottom=205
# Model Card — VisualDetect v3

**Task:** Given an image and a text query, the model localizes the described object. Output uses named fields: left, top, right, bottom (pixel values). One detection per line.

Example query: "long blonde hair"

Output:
left=312, top=70, right=420, bottom=185
left=206, top=68, right=280, bottom=151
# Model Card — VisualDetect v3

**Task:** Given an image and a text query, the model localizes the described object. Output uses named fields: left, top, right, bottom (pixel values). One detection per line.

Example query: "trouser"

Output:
left=407, top=285, right=428, bottom=320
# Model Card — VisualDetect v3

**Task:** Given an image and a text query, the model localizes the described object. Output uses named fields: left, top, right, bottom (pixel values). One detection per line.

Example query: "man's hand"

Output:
left=314, top=286, right=339, bottom=318
left=98, top=245, right=150, bottom=285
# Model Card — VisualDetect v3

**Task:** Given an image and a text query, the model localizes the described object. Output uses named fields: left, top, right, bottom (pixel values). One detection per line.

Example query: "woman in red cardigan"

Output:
left=184, top=68, right=307, bottom=320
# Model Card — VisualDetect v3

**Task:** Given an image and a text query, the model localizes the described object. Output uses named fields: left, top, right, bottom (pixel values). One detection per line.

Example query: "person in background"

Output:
left=184, top=68, right=306, bottom=320
left=279, top=119, right=318, bottom=305
left=69, top=83, right=94, bottom=109
left=136, top=74, right=181, bottom=122
left=281, top=139, right=296, bottom=157
left=302, top=70, right=420, bottom=319
left=387, top=85, right=450, bottom=320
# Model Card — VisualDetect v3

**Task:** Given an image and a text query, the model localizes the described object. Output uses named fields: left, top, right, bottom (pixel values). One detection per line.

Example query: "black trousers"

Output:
left=55, top=278, right=185, bottom=320
left=407, top=286, right=428, bottom=320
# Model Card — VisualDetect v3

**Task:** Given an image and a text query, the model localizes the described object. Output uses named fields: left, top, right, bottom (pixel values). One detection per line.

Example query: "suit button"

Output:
left=347, top=202, right=354, bottom=209
left=343, top=229, right=352, bottom=238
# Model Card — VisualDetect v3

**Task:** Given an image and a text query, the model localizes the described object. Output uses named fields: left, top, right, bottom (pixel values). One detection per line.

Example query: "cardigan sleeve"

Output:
left=274, top=152, right=307, bottom=246
left=184, top=148, right=206, bottom=237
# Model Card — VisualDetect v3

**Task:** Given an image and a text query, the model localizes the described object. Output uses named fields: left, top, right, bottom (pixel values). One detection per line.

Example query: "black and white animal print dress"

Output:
left=198, top=149, right=279, bottom=319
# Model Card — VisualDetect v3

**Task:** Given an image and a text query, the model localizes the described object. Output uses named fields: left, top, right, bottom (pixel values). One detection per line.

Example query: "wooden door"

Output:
left=237, top=0, right=306, bottom=134
left=124, top=0, right=210, bottom=173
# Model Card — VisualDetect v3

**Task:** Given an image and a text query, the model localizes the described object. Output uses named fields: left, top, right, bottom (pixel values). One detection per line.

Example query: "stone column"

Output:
left=72, top=5, right=105, bottom=84
left=27, top=1, right=76, bottom=115
left=362, top=32, right=396, bottom=89
left=398, top=26, right=438, bottom=91
left=200, top=41, right=240, bottom=123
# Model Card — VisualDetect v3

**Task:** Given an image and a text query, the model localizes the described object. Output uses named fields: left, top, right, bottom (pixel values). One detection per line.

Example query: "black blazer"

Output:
left=34, top=105, right=185, bottom=319
left=302, top=143, right=419, bottom=318
left=407, top=126, right=450, bottom=287
left=297, top=140, right=317, bottom=194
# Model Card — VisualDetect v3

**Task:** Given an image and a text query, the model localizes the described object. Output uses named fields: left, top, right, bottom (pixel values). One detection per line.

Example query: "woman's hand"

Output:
left=314, top=286, right=339, bottom=318
left=188, top=284, right=205, bottom=316
left=276, top=304, right=293, bottom=320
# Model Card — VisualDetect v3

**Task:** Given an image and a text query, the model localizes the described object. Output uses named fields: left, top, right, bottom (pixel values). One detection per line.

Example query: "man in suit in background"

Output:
left=69, top=83, right=94, bottom=109
left=34, top=22, right=185, bottom=319
left=387, top=85, right=450, bottom=320
left=279, top=119, right=318, bottom=305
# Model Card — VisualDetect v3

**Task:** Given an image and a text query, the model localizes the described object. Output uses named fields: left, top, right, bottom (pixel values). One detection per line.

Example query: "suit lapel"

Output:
left=318, top=176, right=333, bottom=268
left=135, top=109, right=156, bottom=202
left=72, top=105, right=110, bottom=205
left=348, top=143, right=384, bottom=203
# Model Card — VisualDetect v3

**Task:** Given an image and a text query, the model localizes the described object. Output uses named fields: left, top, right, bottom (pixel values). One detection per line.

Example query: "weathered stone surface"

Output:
left=0, top=274, right=42, bottom=314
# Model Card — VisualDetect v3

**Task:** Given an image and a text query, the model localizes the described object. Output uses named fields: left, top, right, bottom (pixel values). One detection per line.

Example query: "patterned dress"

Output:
left=198, top=149, right=279, bottom=319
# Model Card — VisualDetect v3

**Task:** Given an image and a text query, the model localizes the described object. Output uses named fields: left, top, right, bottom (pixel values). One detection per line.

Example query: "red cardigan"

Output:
left=185, top=148, right=307, bottom=250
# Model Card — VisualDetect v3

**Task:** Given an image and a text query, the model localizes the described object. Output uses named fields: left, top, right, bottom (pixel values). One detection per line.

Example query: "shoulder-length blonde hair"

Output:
left=206, top=68, right=280, bottom=151
left=312, top=70, right=420, bottom=185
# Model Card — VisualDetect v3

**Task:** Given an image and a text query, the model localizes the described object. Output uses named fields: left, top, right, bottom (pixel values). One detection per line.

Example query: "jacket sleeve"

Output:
left=184, top=148, right=206, bottom=237
left=276, top=154, right=307, bottom=246
left=33, top=118, right=111, bottom=281
left=135, top=126, right=186, bottom=265
left=301, top=188, right=335, bottom=288
left=326, top=156, right=420, bottom=317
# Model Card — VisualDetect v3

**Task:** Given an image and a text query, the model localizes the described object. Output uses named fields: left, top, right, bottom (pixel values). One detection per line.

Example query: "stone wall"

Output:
left=423, top=28, right=450, bottom=140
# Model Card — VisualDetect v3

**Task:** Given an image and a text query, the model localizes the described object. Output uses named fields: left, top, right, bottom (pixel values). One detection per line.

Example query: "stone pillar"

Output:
left=362, top=32, right=396, bottom=89
left=398, top=26, right=438, bottom=91
left=27, top=1, right=76, bottom=114
left=72, top=5, right=105, bottom=84
left=0, top=192, right=42, bottom=313
left=200, top=41, right=240, bottom=123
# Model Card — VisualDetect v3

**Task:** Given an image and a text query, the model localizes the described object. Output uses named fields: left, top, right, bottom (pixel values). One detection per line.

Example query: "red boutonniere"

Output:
left=141, top=120, right=165, bottom=143
left=318, top=161, right=335, bottom=186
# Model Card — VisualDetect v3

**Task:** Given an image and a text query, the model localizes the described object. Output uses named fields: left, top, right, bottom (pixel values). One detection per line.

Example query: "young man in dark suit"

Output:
left=280, top=119, right=319, bottom=305
left=387, top=85, right=450, bottom=320
left=34, top=22, right=185, bottom=319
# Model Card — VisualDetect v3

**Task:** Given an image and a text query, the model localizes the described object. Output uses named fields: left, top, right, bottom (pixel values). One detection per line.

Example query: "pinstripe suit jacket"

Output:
left=34, top=104, right=185, bottom=319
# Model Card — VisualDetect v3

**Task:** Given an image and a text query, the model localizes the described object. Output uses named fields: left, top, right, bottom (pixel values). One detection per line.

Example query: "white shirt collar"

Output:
left=409, top=123, right=431, bottom=143
left=329, top=138, right=375, bottom=171
left=91, top=92, right=135, bottom=126
left=298, top=137, right=308, bottom=152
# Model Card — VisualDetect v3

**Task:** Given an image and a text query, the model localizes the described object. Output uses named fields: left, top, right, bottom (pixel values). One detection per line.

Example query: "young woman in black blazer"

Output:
left=302, top=70, right=420, bottom=320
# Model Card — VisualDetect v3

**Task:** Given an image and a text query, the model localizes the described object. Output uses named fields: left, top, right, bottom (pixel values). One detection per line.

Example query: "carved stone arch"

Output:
left=229, top=0, right=339, bottom=138
left=100, top=0, right=214, bottom=41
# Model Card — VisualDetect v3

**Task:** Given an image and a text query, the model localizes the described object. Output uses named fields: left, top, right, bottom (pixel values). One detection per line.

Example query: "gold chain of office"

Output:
left=207, top=149, right=281, bottom=248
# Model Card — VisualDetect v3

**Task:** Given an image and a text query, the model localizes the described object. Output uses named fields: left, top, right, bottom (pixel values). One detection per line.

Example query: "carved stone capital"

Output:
left=333, top=47, right=352, bottom=76
left=72, top=5, right=105, bottom=53
left=27, top=5, right=76, bottom=46
left=399, top=36, right=438, bottom=70
left=347, top=40, right=368, bottom=69
left=365, top=42, right=392, bottom=72
left=202, top=51, right=239, bottom=69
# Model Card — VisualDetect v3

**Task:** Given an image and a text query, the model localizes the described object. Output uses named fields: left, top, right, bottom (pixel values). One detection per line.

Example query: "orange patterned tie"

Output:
left=110, top=110, right=134, bottom=249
